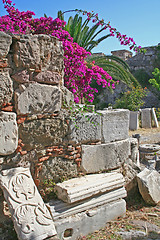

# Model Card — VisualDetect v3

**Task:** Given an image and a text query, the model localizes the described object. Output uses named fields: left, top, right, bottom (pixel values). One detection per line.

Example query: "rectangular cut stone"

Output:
left=49, top=195, right=126, bottom=240
left=0, top=111, right=18, bottom=155
left=0, top=71, right=13, bottom=107
left=68, top=113, right=101, bottom=144
left=97, top=109, right=129, bottom=143
left=151, top=108, right=159, bottom=128
left=129, top=111, right=139, bottom=130
left=55, top=172, right=125, bottom=203
left=14, top=82, right=62, bottom=115
left=141, top=108, right=152, bottom=128
left=0, top=32, right=12, bottom=58
left=0, top=167, right=57, bottom=240
left=81, top=139, right=130, bottom=173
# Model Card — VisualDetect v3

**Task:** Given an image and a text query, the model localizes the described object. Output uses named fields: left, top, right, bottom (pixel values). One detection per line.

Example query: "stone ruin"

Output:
left=0, top=32, right=159, bottom=240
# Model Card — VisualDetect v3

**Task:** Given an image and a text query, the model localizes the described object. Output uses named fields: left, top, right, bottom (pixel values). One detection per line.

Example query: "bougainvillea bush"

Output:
left=0, top=0, right=141, bottom=103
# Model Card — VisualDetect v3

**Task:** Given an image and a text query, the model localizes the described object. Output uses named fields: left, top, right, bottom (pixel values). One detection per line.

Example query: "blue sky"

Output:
left=0, top=0, right=160, bottom=55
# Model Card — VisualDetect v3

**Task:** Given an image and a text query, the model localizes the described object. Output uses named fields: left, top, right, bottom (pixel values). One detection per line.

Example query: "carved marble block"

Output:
left=0, top=167, right=57, bottom=240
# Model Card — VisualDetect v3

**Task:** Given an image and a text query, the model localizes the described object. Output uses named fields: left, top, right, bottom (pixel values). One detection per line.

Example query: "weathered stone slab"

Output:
left=55, top=172, right=125, bottom=203
left=0, top=71, right=13, bottom=107
left=0, top=167, right=57, bottom=240
left=68, top=113, right=101, bottom=144
left=12, top=34, right=64, bottom=74
left=97, top=109, right=129, bottom=143
left=129, top=138, right=139, bottom=165
left=137, top=168, right=160, bottom=205
left=141, top=108, right=152, bottom=128
left=0, top=32, right=12, bottom=58
left=33, top=71, right=61, bottom=85
left=14, top=82, right=62, bottom=115
left=19, top=118, right=68, bottom=151
left=129, top=111, right=139, bottom=130
left=151, top=107, right=159, bottom=128
left=0, top=112, right=18, bottom=156
left=49, top=198, right=126, bottom=240
left=81, top=139, right=130, bottom=173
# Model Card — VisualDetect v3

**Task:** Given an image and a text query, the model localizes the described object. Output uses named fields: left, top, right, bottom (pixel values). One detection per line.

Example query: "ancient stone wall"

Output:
left=126, top=45, right=159, bottom=76
left=0, top=32, right=140, bottom=239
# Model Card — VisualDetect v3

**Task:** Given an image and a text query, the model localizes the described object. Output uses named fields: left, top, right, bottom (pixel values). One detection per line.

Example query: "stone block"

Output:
left=141, top=108, right=152, bottom=128
left=137, top=168, right=160, bottom=205
left=139, top=144, right=160, bottom=162
left=129, top=138, right=139, bottom=165
left=19, top=118, right=68, bottom=151
left=14, top=82, right=62, bottom=115
left=12, top=34, right=64, bottom=74
left=0, top=71, right=13, bottom=107
left=49, top=196, right=126, bottom=240
left=0, top=32, right=12, bottom=58
left=0, top=112, right=18, bottom=156
left=39, top=157, right=78, bottom=184
left=97, top=109, right=129, bottom=143
left=61, top=86, right=74, bottom=107
left=151, top=108, right=159, bottom=128
left=33, top=71, right=61, bottom=85
left=0, top=167, right=57, bottom=240
left=129, top=111, right=139, bottom=130
left=68, top=113, right=101, bottom=144
left=12, top=70, right=62, bottom=85
left=55, top=172, right=125, bottom=203
left=81, top=139, right=130, bottom=173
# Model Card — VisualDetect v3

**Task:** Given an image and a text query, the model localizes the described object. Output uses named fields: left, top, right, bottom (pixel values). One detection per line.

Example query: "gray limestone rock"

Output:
left=97, top=109, right=129, bottom=143
left=0, top=111, right=18, bottom=156
left=141, top=108, right=152, bottom=128
left=14, top=82, right=62, bottom=115
left=19, top=118, right=68, bottom=151
left=39, top=157, right=78, bottom=184
left=129, top=111, right=139, bottom=130
left=0, top=71, right=13, bottom=107
left=55, top=172, right=125, bottom=203
left=0, top=167, right=57, bottom=240
left=81, top=139, right=130, bottom=173
left=12, top=34, right=64, bottom=74
left=0, top=32, right=12, bottom=58
left=33, top=71, right=61, bottom=85
left=68, top=112, right=101, bottom=144
left=137, top=168, right=160, bottom=205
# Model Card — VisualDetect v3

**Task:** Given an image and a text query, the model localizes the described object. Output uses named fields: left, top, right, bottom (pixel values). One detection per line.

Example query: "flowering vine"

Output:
left=0, top=0, right=141, bottom=103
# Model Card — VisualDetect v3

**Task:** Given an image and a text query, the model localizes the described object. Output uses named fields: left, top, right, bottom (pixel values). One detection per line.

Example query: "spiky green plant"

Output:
left=57, top=11, right=111, bottom=52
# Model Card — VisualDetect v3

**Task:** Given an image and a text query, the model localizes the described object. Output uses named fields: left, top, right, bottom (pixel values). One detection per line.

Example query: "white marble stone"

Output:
left=49, top=198, right=126, bottom=240
left=0, top=167, right=57, bottom=240
left=14, top=82, right=62, bottom=115
left=0, top=112, right=18, bottom=156
left=68, top=112, right=101, bottom=144
left=137, top=168, right=160, bottom=205
left=80, top=139, right=130, bottom=173
left=97, top=109, right=129, bottom=143
left=55, top=172, right=125, bottom=203
left=151, top=108, right=159, bottom=128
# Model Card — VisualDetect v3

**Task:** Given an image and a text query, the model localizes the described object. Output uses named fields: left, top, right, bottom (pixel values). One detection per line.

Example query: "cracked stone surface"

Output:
left=0, top=111, right=18, bottom=156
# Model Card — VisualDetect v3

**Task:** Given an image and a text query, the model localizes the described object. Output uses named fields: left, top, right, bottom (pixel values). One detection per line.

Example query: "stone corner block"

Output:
left=137, top=168, right=160, bottom=205
left=97, top=109, right=129, bottom=143
left=68, top=112, right=101, bottom=144
left=0, top=32, right=12, bottom=58
left=14, top=82, right=62, bottom=115
left=81, top=139, right=130, bottom=174
left=0, top=111, right=18, bottom=156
